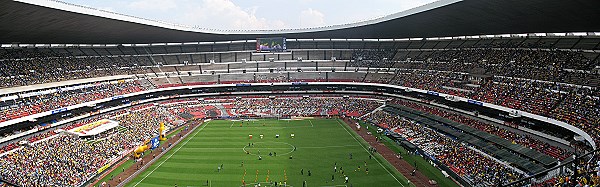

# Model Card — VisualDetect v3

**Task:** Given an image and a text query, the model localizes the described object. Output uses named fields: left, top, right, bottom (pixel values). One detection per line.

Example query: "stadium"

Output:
left=0, top=0, right=599, bottom=186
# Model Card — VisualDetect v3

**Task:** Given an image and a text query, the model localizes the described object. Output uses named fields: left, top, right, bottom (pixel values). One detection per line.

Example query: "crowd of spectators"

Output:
left=0, top=103, right=145, bottom=156
left=1, top=48, right=595, bottom=142
left=350, top=49, right=396, bottom=68
left=159, top=98, right=228, bottom=119
left=0, top=80, right=146, bottom=123
left=475, top=79, right=600, bottom=148
left=0, top=105, right=177, bottom=187
left=389, top=69, right=472, bottom=97
left=26, top=130, right=57, bottom=143
left=0, top=50, right=151, bottom=88
left=0, top=95, right=379, bottom=186
left=0, top=46, right=597, bottom=186
left=399, top=48, right=598, bottom=86
left=390, top=99, right=573, bottom=160
left=0, top=135, right=118, bottom=186
left=230, top=97, right=382, bottom=117
left=112, top=106, right=178, bottom=144
left=0, top=143, right=17, bottom=155
left=528, top=155, right=600, bottom=187
left=386, top=68, right=600, bottom=149
left=63, top=110, right=129, bottom=131
left=0, top=127, right=33, bottom=140
left=364, top=110, right=524, bottom=186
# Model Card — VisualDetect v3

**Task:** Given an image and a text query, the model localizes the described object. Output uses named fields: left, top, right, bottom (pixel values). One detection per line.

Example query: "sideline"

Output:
left=132, top=121, right=210, bottom=187
left=89, top=123, right=188, bottom=187
left=242, top=142, right=296, bottom=156
left=116, top=120, right=208, bottom=187
left=335, top=120, right=405, bottom=187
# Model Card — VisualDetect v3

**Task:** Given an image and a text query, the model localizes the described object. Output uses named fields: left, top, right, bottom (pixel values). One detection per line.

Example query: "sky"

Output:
left=60, top=0, right=438, bottom=30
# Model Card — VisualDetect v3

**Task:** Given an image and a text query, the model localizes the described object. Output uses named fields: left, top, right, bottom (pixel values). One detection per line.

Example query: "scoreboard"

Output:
left=256, top=37, right=286, bottom=52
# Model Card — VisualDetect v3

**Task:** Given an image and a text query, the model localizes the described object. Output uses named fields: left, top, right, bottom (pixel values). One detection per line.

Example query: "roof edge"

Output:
left=15, top=0, right=462, bottom=35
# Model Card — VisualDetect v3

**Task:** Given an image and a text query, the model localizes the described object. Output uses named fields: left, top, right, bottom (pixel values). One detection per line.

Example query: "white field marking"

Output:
left=298, top=145, right=360, bottom=149
left=133, top=121, right=211, bottom=187
left=250, top=120, right=313, bottom=129
left=335, top=120, right=405, bottom=187
left=241, top=182, right=295, bottom=187
left=251, top=126, right=312, bottom=129
left=242, top=142, right=296, bottom=156
left=185, top=145, right=358, bottom=150
left=229, top=121, right=236, bottom=128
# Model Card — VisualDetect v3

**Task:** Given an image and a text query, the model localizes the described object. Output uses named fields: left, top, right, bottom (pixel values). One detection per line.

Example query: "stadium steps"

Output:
left=588, top=78, right=600, bottom=87
left=546, top=94, right=567, bottom=115
left=361, top=72, right=368, bottom=82
left=359, top=104, right=386, bottom=119
left=178, top=113, right=195, bottom=120
left=214, top=105, right=228, bottom=117
left=138, top=78, right=156, bottom=90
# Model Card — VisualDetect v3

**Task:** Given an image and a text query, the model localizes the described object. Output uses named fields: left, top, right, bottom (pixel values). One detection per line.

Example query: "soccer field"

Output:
left=125, top=118, right=411, bottom=187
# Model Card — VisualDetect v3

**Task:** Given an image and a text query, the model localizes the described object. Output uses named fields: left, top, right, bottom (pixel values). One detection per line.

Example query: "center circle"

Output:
left=243, top=142, right=296, bottom=156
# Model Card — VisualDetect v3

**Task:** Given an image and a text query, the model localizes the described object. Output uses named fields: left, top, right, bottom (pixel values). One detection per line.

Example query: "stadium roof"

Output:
left=0, top=0, right=599, bottom=44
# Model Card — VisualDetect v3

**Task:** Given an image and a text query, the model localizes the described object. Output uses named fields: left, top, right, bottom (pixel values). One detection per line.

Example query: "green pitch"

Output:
left=126, top=118, right=412, bottom=187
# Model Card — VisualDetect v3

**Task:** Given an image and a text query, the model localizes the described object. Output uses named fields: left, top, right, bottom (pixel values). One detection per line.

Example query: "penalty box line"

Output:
left=229, top=119, right=315, bottom=128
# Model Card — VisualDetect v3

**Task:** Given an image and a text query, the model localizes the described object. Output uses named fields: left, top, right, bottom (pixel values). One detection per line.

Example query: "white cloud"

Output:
left=181, top=0, right=287, bottom=30
left=299, top=8, right=325, bottom=28
left=61, top=0, right=438, bottom=30
left=128, top=0, right=177, bottom=11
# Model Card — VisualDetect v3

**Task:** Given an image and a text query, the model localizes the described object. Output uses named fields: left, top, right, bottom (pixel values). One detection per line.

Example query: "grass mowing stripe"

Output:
left=335, top=119, right=406, bottom=187
left=127, top=119, right=405, bottom=186
left=133, top=121, right=210, bottom=187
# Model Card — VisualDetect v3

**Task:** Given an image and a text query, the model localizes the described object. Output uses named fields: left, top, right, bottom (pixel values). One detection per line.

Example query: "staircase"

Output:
left=137, top=78, right=156, bottom=90
left=359, top=104, right=386, bottom=119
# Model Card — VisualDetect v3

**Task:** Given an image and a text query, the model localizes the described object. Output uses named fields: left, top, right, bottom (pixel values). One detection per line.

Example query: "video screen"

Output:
left=256, top=37, right=286, bottom=52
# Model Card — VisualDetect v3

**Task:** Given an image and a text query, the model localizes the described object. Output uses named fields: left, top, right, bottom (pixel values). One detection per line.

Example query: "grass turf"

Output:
left=93, top=125, right=186, bottom=186
left=125, top=118, right=412, bottom=187
left=95, top=159, right=135, bottom=186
